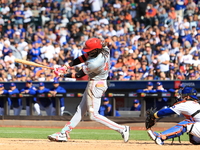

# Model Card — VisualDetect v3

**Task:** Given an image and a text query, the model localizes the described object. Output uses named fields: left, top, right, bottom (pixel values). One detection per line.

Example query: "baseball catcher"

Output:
left=146, top=86, right=200, bottom=145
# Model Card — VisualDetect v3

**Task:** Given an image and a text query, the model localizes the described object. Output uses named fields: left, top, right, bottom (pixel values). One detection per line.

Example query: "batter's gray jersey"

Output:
left=82, top=46, right=110, bottom=80
left=59, top=46, right=126, bottom=136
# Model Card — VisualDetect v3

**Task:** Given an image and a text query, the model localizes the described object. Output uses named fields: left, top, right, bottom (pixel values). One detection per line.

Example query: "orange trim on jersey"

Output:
left=95, top=82, right=105, bottom=87
left=183, top=113, right=192, bottom=120
left=173, top=100, right=187, bottom=106
left=93, top=112, right=124, bottom=129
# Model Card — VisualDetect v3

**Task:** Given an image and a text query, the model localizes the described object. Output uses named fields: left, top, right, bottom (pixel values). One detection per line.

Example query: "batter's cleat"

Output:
left=47, top=132, right=67, bottom=142
left=121, top=126, right=130, bottom=143
left=147, top=130, right=164, bottom=145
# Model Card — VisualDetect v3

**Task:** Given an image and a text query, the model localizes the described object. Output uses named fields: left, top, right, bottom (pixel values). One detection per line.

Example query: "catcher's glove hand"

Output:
left=145, top=107, right=157, bottom=129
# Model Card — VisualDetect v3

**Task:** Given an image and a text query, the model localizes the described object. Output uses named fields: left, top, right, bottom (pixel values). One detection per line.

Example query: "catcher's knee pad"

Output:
left=187, top=122, right=200, bottom=139
left=189, top=134, right=200, bottom=145
left=160, top=119, right=194, bottom=140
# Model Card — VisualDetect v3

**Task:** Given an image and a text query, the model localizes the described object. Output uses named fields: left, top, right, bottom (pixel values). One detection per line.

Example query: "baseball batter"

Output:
left=147, top=86, right=200, bottom=145
left=48, top=38, right=130, bottom=142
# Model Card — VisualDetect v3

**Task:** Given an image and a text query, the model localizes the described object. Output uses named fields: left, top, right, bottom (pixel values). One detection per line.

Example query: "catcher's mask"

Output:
left=180, top=86, right=198, bottom=100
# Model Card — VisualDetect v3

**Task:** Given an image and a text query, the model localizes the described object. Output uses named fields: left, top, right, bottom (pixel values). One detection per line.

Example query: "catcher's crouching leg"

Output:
left=187, top=122, right=200, bottom=145
left=148, top=119, right=194, bottom=145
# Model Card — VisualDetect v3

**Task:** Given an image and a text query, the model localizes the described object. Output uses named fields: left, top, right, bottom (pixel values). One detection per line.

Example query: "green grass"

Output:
left=0, top=127, right=189, bottom=141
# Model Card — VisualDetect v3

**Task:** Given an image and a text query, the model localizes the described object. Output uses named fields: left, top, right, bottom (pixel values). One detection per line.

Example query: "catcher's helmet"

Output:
left=181, top=87, right=198, bottom=100
left=83, top=38, right=102, bottom=52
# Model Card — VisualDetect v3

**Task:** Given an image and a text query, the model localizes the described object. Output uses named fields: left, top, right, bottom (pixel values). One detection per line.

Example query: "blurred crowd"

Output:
left=0, top=0, right=200, bottom=81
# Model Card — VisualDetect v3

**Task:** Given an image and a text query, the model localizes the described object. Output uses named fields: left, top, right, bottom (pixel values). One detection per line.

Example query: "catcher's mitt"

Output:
left=145, top=107, right=157, bottom=129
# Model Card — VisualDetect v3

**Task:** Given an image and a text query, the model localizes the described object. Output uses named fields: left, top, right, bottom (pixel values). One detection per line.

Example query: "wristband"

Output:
left=154, top=111, right=159, bottom=118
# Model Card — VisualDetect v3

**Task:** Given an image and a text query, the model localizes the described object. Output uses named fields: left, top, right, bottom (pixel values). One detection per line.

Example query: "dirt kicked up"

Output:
left=0, top=138, right=199, bottom=150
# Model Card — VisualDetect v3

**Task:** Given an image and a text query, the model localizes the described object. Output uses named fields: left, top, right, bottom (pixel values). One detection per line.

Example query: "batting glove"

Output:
left=53, top=70, right=63, bottom=77
left=56, top=67, right=67, bottom=73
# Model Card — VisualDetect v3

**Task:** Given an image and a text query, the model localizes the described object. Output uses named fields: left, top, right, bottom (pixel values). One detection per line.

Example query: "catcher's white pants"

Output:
left=63, top=80, right=125, bottom=133
left=187, top=122, right=200, bottom=143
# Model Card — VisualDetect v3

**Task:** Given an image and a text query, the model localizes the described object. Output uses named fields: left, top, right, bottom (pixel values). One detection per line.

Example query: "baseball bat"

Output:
left=15, top=58, right=54, bottom=70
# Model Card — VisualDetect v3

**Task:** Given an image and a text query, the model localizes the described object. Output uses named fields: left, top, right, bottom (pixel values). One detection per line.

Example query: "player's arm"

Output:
left=56, top=87, right=66, bottom=93
left=62, top=62, right=89, bottom=78
left=29, top=87, right=37, bottom=95
left=2, top=90, right=8, bottom=94
left=63, top=69, right=86, bottom=78
left=8, top=89, right=19, bottom=95
left=107, top=105, right=111, bottom=113
left=146, top=107, right=176, bottom=129
left=55, top=54, right=88, bottom=74
left=154, top=108, right=176, bottom=118
left=69, top=53, right=88, bottom=67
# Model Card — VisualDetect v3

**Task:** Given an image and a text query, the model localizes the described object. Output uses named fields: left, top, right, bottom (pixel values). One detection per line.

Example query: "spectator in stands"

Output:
left=21, top=74, right=27, bottom=82
left=29, top=42, right=41, bottom=62
left=130, top=99, right=141, bottom=111
left=23, top=6, right=33, bottom=29
left=8, top=83, right=22, bottom=116
left=50, top=80, right=66, bottom=116
left=38, top=72, right=46, bottom=81
left=13, top=6, right=24, bottom=25
left=0, top=0, right=198, bottom=82
left=46, top=74, right=54, bottom=81
left=99, top=97, right=120, bottom=117
left=157, top=47, right=170, bottom=74
left=4, top=50, right=15, bottom=69
left=34, top=82, right=52, bottom=116
left=20, top=80, right=37, bottom=116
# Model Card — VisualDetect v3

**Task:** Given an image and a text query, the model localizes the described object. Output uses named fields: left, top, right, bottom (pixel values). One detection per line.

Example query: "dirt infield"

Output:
left=0, top=121, right=198, bottom=150
left=0, top=138, right=199, bottom=150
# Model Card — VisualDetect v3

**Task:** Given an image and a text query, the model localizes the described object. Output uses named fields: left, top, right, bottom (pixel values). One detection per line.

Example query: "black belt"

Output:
left=191, top=110, right=200, bottom=117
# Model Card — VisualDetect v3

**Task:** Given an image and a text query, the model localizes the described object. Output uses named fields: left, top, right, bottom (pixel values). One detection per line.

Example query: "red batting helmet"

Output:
left=83, top=38, right=102, bottom=52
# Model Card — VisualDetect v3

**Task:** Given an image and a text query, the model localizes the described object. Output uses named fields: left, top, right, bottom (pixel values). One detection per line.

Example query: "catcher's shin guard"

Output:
left=159, top=119, right=194, bottom=141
